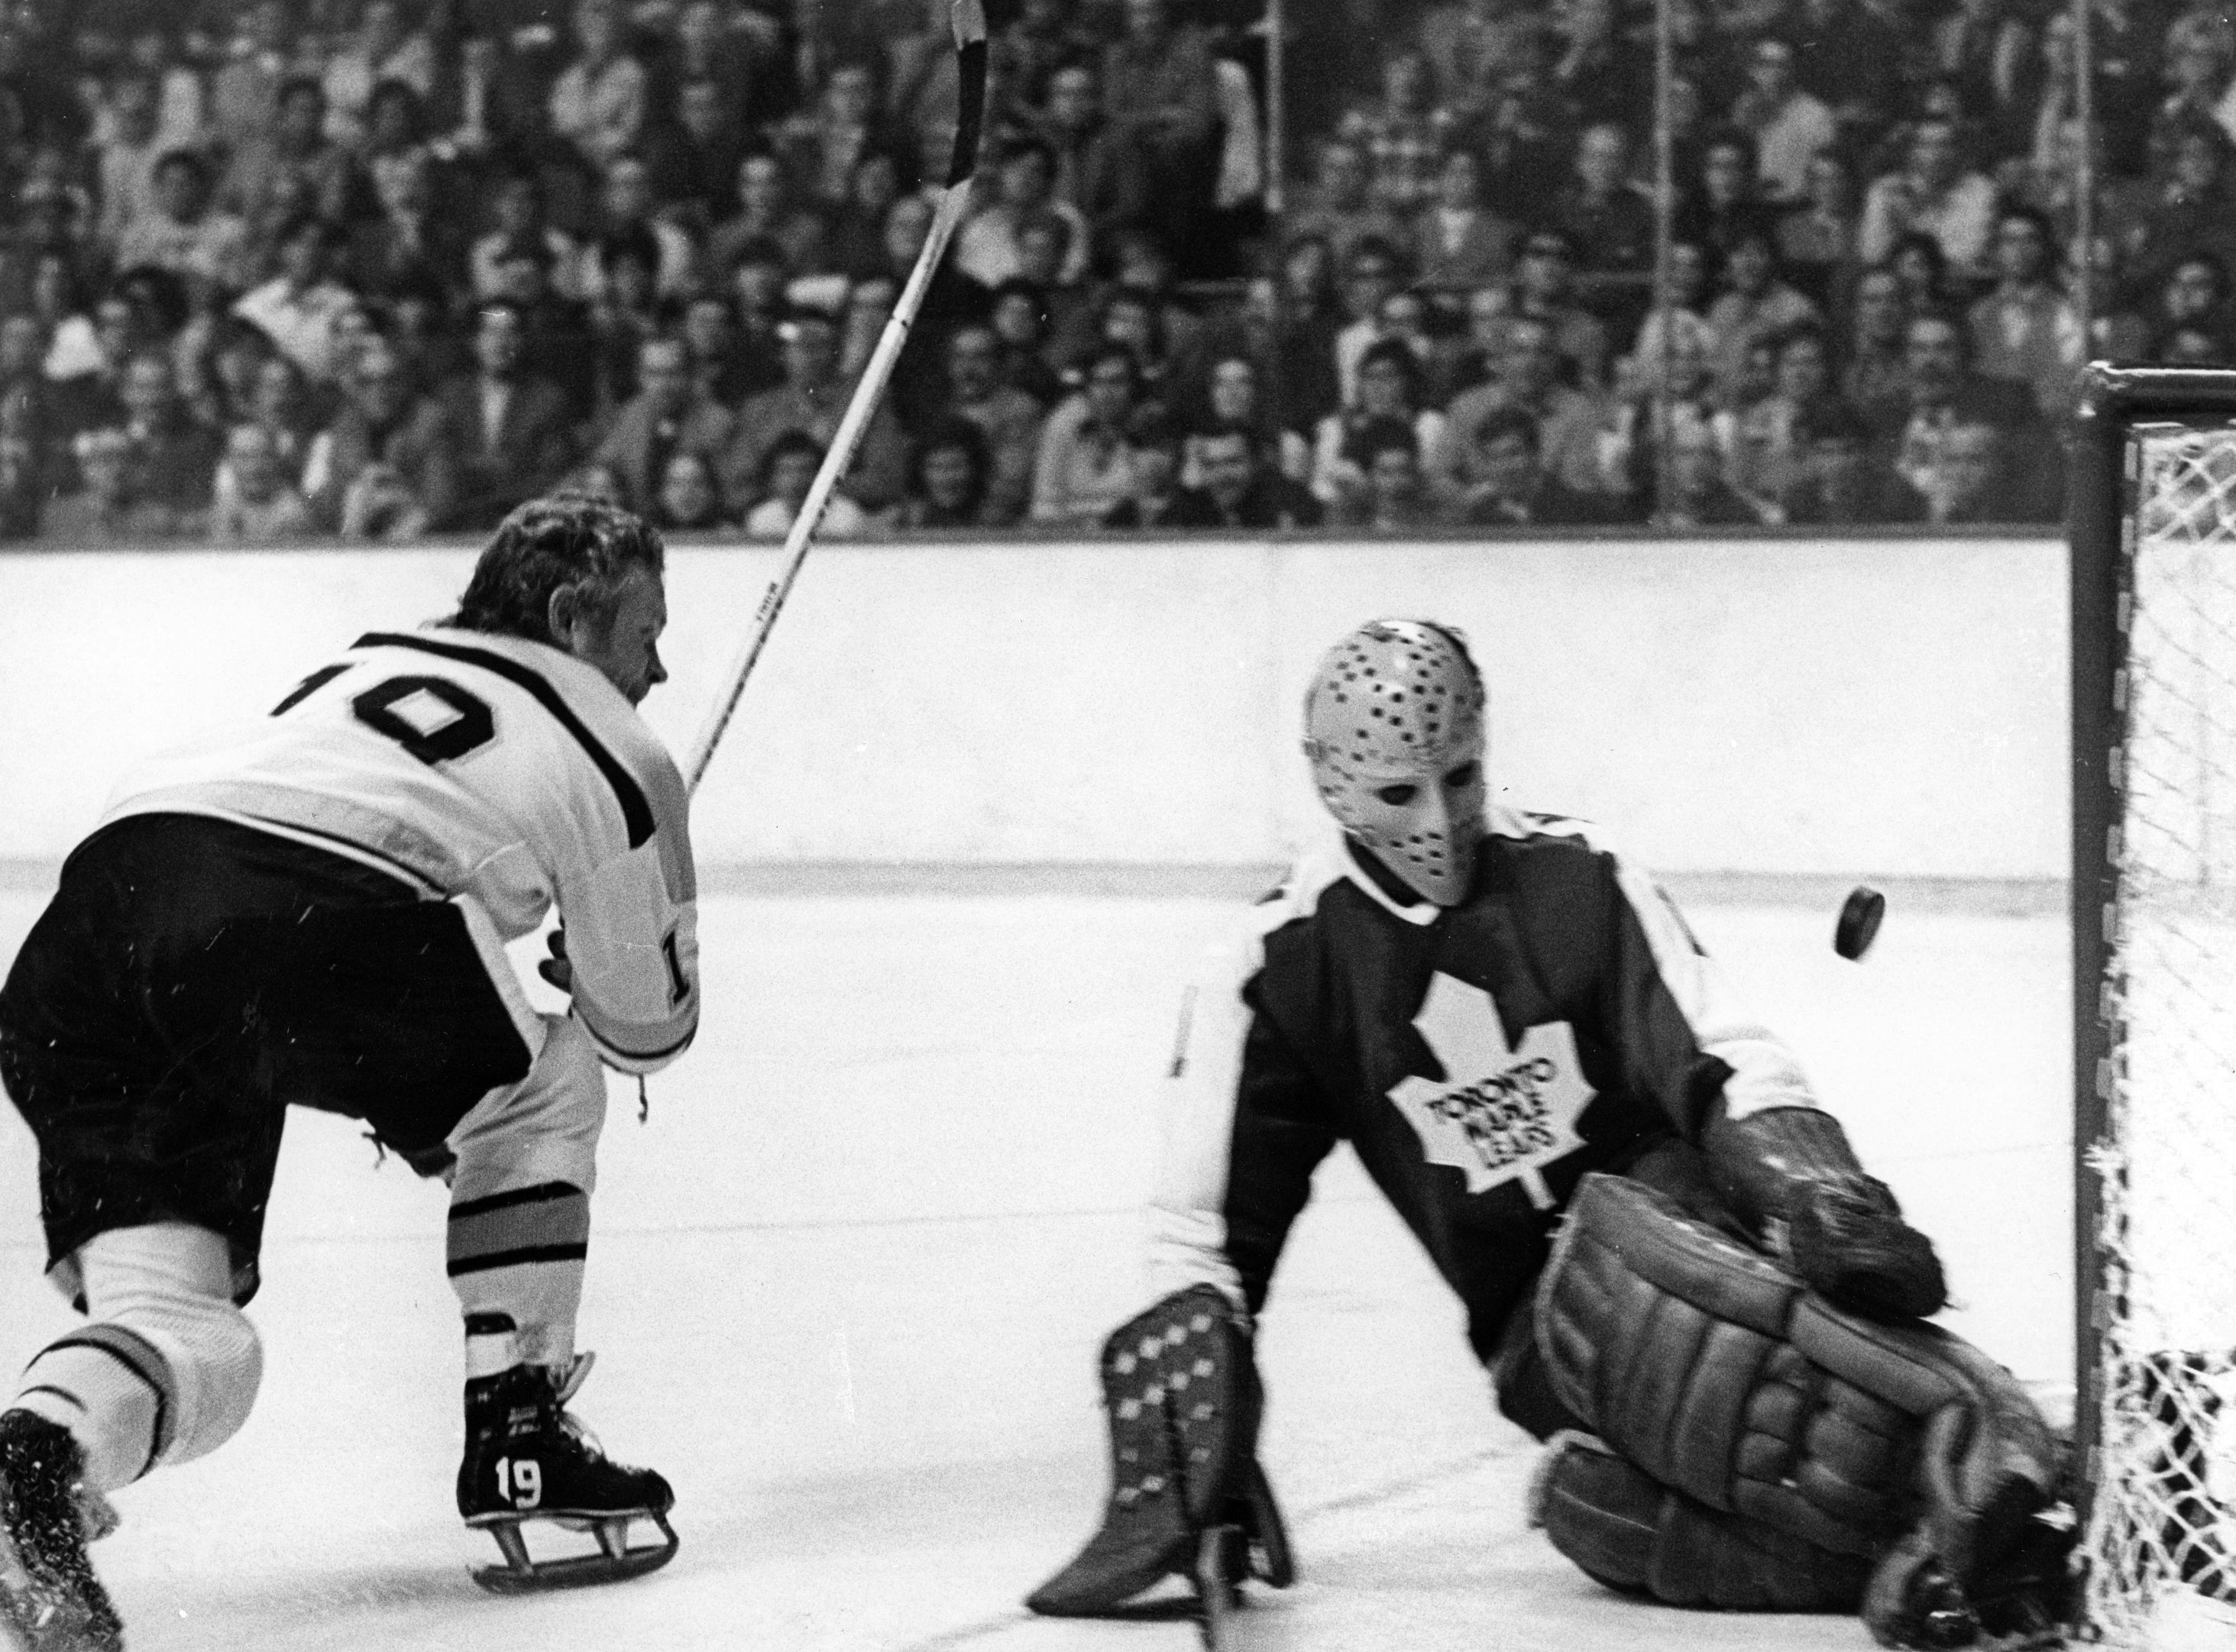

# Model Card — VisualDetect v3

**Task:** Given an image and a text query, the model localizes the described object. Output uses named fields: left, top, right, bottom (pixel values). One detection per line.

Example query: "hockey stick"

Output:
left=682, top=0, right=990, bottom=794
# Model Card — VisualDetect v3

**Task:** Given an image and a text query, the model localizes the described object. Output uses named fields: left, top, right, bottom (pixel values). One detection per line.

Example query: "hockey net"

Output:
left=2082, top=413, right=2236, bottom=1649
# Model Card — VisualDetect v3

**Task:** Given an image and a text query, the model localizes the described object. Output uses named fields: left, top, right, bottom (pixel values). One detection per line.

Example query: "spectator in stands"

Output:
left=934, top=322, right=1044, bottom=526
left=1730, top=39, right=1836, bottom=203
left=1352, top=417, right=1446, bottom=532
left=436, top=300, right=578, bottom=529
left=1968, top=206, right=2082, bottom=417
left=1777, top=148, right=1860, bottom=308
left=234, top=215, right=360, bottom=386
left=1332, top=235, right=1406, bottom=409
left=1338, top=47, right=1460, bottom=221
left=722, top=305, right=907, bottom=515
left=592, top=333, right=734, bottom=516
left=1781, top=399, right=1927, bottom=522
left=41, top=428, right=177, bottom=542
left=483, top=241, right=601, bottom=422
left=1493, top=228, right=1614, bottom=390
left=116, top=348, right=222, bottom=518
left=2148, top=16, right=2236, bottom=167
left=1438, top=312, right=1612, bottom=503
left=1419, top=0, right=1543, bottom=123
left=471, top=172, right=589, bottom=302
left=743, top=429, right=868, bottom=538
left=209, top=0, right=295, bottom=155
left=1675, top=129, right=1777, bottom=261
left=669, top=0, right=764, bottom=124
left=1414, top=146, right=1519, bottom=299
left=550, top=0, right=649, bottom=170
left=1031, top=344, right=1140, bottom=525
left=2144, top=254, right=2235, bottom=361
left=349, top=148, right=465, bottom=302
left=895, top=418, right=998, bottom=529
left=244, top=353, right=319, bottom=483
left=653, top=449, right=730, bottom=531
left=1548, top=123, right=1654, bottom=290
left=1287, top=138, right=1407, bottom=269
left=1037, top=58, right=1143, bottom=263
left=1102, top=404, right=1217, bottom=528
left=1842, top=263, right=1913, bottom=417
left=648, top=76, right=752, bottom=221
left=989, top=278, right=1067, bottom=408
left=1459, top=405, right=1612, bottom=525
left=2153, top=322, right=2232, bottom=364
left=1920, top=419, right=2025, bottom=522
left=115, top=151, right=253, bottom=296
left=1312, top=338, right=1448, bottom=519
left=588, top=153, right=699, bottom=301
left=1859, top=115, right=1998, bottom=275
left=824, top=148, right=908, bottom=280
left=676, top=290, right=767, bottom=408
left=957, top=138, right=1091, bottom=292
left=1101, top=0, right=1221, bottom=261
left=1656, top=416, right=1765, bottom=526
left=92, top=70, right=165, bottom=251
left=1704, top=227, right=1820, bottom=402
left=707, top=150, right=831, bottom=285
left=2118, top=116, right=2236, bottom=309
left=1186, top=351, right=1310, bottom=486
left=1875, top=306, right=2040, bottom=512
left=220, top=76, right=364, bottom=258
left=1191, top=419, right=1323, bottom=529
left=1934, top=0, right=2034, bottom=151
left=1729, top=322, right=1837, bottom=510
left=791, top=57, right=895, bottom=213
left=207, top=422, right=312, bottom=542
left=721, top=238, right=794, bottom=396
left=302, top=334, right=454, bottom=537
left=585, top=225, right=662, bottom=410
left=324, top=0, right=437, bottom=150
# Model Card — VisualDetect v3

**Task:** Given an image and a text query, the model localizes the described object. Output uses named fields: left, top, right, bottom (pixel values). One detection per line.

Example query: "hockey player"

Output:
left=0, top=493, right=699, bottom=1650
left=1027, top=619, right=2065, bottom=1646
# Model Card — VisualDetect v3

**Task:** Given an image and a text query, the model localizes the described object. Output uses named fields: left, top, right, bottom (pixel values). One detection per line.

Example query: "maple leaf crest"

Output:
left=1386, top=972, right=1595, bottom=1208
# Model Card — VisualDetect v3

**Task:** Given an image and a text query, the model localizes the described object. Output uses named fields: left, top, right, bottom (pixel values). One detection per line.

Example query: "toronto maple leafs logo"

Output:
left=1387, top=972, right=1595, bottom=1209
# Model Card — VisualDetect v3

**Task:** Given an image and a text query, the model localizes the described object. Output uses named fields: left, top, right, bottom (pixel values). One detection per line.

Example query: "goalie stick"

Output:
left=681, top=0, right=990, bottom=794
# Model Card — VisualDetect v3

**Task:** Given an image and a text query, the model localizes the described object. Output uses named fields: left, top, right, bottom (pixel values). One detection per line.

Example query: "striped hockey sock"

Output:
left=446, top=1181, right=590, bottom=1372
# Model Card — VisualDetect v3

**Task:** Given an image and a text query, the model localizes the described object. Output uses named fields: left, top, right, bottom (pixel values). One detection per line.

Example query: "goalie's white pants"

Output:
left=445, top=1012, right=608, bottom=1378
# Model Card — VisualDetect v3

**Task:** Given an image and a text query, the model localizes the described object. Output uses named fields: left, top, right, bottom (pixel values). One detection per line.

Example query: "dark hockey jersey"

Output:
left=1147, top=806, right=1817, bottom=1363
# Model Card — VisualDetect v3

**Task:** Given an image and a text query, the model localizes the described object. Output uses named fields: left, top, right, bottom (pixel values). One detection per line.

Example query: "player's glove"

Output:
left=1788, top=1173, right=1947, bottom=1322
left=538, top=928, right=571, bottom=993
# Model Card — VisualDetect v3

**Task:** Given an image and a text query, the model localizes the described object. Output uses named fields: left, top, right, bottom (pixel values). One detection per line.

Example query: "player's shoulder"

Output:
left=1486, top=804, right=1627, bottom=865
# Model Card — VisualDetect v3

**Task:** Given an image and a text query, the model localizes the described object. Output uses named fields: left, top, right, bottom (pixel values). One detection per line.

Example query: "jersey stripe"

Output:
left=354, top=632, right=655, bottom=849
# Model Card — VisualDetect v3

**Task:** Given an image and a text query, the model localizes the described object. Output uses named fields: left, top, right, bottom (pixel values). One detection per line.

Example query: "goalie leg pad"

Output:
left=1027, top=1285, right=1265, bottom=1617
left=1535, top=1175, right=2067, bottom=1639
left=1530, top=1431, right=1872, bottom=1612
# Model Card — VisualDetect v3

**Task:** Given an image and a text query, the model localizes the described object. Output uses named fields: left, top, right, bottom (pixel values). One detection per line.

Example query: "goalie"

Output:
left=1027, top=619, right=2065, bottom=1647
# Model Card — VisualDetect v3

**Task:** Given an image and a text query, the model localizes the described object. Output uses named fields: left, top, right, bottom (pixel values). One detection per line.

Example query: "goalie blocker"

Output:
left=1027, top=1285, right=1293, bottom=1620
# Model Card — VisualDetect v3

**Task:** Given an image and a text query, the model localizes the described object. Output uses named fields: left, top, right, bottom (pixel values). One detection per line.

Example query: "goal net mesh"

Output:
left=2086, top=420, right=2236, bottom=1647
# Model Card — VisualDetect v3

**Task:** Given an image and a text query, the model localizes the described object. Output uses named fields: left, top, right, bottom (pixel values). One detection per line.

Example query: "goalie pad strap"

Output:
left=1536, top=1175, right=2058, bottom=1574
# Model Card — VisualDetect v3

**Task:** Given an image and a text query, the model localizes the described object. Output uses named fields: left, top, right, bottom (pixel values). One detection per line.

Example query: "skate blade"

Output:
left=1192, top=1524, right=1245, bottom=1652
left=469, top=1512, right=679, bottom=1595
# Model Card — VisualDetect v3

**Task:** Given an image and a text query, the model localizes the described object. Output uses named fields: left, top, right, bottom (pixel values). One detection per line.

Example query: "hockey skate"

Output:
left=0, top=1412, right=121, bottom=1652
left=457, top=1356, right=678, bottom=1594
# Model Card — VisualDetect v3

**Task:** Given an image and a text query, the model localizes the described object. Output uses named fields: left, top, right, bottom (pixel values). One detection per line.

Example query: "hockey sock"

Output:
left=12, top=1328, right=170, bottom=1492
left=447, top=1182, right=589, bottom=1370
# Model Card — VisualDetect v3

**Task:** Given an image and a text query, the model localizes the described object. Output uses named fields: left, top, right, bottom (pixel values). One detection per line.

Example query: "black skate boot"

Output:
left=457, top=1357, right=678, bottom=1594
left=0, top=1411, right=122, bottom=1652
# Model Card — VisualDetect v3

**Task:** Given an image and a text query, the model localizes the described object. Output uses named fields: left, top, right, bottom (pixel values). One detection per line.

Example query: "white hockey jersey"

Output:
left=100, top=626, right=699, bottom=1075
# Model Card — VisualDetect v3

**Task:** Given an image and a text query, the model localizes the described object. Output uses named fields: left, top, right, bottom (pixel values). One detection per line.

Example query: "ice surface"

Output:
left=0, top=886, right=2070, bottom=1651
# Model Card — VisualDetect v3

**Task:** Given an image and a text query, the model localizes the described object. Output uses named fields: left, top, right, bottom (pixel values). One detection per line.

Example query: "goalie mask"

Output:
left=1302, top=619, right=1488, bottom=907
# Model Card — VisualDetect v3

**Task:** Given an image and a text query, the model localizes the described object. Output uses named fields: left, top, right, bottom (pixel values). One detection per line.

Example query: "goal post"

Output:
left=2073, top=364, right=2236, bottom=1649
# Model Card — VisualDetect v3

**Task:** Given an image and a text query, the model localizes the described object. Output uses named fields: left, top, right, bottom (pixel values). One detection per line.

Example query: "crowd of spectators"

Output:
left=0, top=0, right=2228, bottom=542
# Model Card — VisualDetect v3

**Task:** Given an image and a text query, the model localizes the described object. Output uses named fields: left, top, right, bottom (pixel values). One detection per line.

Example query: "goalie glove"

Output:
left=1704, top=1106, right=1947, bottom=1321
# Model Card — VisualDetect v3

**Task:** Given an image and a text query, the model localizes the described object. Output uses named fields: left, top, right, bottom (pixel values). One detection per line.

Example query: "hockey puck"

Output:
left=1834, top=886, right=1885, bottom=961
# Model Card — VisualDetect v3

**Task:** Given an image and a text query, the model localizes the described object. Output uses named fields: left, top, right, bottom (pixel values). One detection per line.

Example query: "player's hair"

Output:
left=448, top=493, right=666, bottom=645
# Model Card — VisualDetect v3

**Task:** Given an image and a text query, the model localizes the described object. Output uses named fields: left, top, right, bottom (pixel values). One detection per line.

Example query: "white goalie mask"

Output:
left=1301, top=619, right=1489, bottom=907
